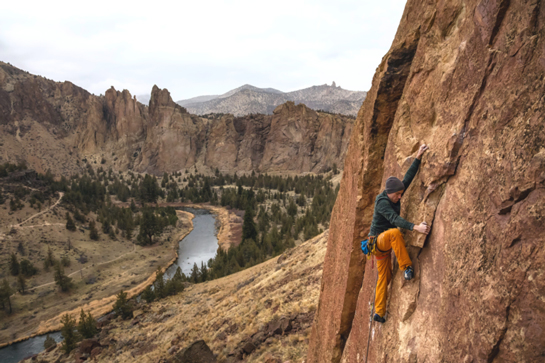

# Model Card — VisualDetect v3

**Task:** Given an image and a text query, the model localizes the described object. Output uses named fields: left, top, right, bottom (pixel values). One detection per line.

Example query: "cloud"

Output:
left=0, top=0, right=407, bottom=99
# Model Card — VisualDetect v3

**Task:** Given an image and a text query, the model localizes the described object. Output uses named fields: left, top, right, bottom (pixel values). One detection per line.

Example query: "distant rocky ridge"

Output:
left=0, top=62, right=354, bottom=176
left=174, top=83, right=367, bottom=117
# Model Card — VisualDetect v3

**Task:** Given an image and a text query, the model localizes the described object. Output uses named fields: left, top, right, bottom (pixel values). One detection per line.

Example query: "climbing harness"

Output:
left=362, top=236, right=391, bottom=259
left=365, top=258, right=379, bottom=363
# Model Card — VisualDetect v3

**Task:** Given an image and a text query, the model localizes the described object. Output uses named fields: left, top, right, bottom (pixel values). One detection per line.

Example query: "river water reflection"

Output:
left=166, top=207, right=219, bottom=277
left=0, top=332, right=63, bottom=363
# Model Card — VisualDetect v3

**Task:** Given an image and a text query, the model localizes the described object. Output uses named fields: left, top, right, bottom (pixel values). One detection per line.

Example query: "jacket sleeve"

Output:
left=402, top=158, right=421, bottom=189
left=376, top=200, right=414, bottom=231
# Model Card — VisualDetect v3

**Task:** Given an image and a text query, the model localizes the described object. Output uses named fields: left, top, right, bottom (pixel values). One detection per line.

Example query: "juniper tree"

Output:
left=142, top=285, right=155, bottom=303
left=190, top=263, right=200, bottom=283
left=138, top=208, right=163, bottom=245
left=54, top=263, right=72, bottom=292
left=43, top=247, right=56, bottom=271
left=113, top=290, right=133, bottom=320
left=89, top=220, right=99, bottom=241
left=9, top=253, right=19, bottom=276
left=17, top=241, right=25, bottom=255
left=153, top=268, right=166, bottom=299
left=60, top=314, right=79, bottom=354
left=61, top=255, right=70, bottom=267
left=200, top=261, right=209, bottom=282
left=20, top=259, right=37, bottom=277
left=242, top=208, right=257, bottom=242
left=65, top=212, right=76, bottom=231
left=0, top=279, right=13, bottom=314
left=17, top=274, right=26, bottom=294
left=77, top=309, right=97, bottom=339
left=43, top=334, right=56, bottom=350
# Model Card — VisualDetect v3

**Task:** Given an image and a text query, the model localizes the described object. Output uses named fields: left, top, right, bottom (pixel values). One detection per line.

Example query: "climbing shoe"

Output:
left=404, top=266, right=414, bottom=281
left=373, top=314, right=386, bottom=323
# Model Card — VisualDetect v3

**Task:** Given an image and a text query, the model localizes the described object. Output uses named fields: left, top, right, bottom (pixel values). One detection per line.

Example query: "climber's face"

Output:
left=387, top=190, right=404, bottom=203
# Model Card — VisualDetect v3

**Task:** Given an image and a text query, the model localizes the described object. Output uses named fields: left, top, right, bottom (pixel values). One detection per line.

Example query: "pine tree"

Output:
left=54, top=263, right=72, bottom=292
left=113, top=290, right=133, bottom=320
left=190, top=263, right=200, bottom=283
left=60, top=314, right=79, bottom=354
left=20, top=259, right=38, bottom=277
left=89, top=220, right=99, bottom=241
left=61, top=255, right=71, bottom=267
left=9, top=253, right=19, bottom=276
left=170, top=266, right=185, bottom=293
left=17, top=274, right=26, bottom=294
left=242, top=208, right=257, bottom=242
left=43, top=334, right=56, bottom=350
left=0, top=279, right=13, bottom=314
left=153, top=268, right=165, bottom=299
left=77, top=309, right=98, bottom=339
left=102, top=219, right=111, bottom=234
left=65, top=212, right=76, bottom=231
left=73, top=209, right=85, bottom=223
left=142, top=285, right=155, bottom=303
left=200, top=261, right=209, bottom=282
left=287, top=199, right=298, bottom=217
left=17, top=241, right=25, bottom=255
left=43, top=247, right=56, bottom=271
left=138, top=208, right=163, bottom=245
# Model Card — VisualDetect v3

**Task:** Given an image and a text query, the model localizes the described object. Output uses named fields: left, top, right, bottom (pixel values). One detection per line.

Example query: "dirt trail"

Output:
left=1, top=210, right=195, bottom=349
left=10, top=192, right=64, bottom=229
left=29, top=243, right=137, bottom=291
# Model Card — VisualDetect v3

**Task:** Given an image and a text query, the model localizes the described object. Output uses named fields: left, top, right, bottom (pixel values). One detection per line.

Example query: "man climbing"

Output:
left=370, top=144, right=430, bottom=323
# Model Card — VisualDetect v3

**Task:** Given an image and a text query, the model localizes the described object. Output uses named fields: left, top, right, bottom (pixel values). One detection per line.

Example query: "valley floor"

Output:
left=36, top=231, right=328, bottom=363
left=0, top=205, right=193, bottom=346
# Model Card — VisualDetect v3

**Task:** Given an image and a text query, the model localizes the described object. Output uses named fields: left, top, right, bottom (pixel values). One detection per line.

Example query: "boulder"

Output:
left=79, top=339, right=101, bottom=355
left=172, top=340, right=217, bottom=363
left=90, top=346, right=102, bottom=359
left=242, top=341, right=256, bottom=354
left=267, top=316, right=292, bottom=336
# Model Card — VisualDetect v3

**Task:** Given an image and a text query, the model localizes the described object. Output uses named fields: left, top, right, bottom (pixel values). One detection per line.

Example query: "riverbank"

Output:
left=36, top=231, right=329, bottom=363
left=181, top=203, right=243, bottom=251
left=112, top=201, right=243, bottom=251
left=0, top=210, right=194, bottom=349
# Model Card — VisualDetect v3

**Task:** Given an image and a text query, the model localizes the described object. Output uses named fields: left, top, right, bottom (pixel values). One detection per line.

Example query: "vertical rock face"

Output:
left=0, top=62, right=354, bottom=175
left=260, top=102, right=353, bottom=173
left=308, top=1, right=545, bottom=362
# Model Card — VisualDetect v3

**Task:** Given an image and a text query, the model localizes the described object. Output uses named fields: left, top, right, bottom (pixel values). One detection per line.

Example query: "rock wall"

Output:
left=0, top=62, right=354, bottom=176
left=308, top=1, right=545, bottom=362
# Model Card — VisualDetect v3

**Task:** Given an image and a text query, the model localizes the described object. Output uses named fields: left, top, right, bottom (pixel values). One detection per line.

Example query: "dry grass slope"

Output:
left=38, top=231, right=328, bottom=363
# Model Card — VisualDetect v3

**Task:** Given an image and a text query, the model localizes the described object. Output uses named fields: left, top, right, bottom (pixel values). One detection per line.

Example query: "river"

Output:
left=0, top=207, right=219, bottom=363
left=166, top=207, right=219, bottom=277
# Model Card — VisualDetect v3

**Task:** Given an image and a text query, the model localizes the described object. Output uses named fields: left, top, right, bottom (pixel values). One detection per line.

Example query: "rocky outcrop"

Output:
left=308, top=1, right=545, bottom=362
left=172, top=340, right=217, bottom=363
left=0, top=63, right=354, bottom=175
left=176, top=83, right=367, bottom=117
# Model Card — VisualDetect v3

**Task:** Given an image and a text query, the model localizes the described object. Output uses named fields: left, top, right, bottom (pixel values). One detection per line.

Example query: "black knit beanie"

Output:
left=385, top=177, right=405, bottom=194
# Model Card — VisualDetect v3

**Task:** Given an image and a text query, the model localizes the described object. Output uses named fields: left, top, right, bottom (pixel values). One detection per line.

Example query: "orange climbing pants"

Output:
left=374, top=228, right=412, bottom=317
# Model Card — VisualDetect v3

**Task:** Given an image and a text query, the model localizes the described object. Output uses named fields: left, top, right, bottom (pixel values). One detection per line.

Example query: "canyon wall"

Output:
left=308, top=0, right=545, bottom=362
left=0, top=63, right=354, bottom=176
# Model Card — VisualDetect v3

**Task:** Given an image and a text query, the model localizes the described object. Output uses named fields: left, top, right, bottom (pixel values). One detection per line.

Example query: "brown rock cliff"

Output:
left=0, top=63, right=354, bottom=175
left=308, top=1, right=545, bottom=362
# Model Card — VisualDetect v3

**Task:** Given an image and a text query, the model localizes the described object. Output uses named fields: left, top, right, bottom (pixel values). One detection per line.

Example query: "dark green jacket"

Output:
left=369, top=158, right=421, bottom=236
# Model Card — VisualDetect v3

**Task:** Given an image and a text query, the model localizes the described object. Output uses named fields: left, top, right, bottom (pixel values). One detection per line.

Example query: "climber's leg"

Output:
left=378, top=228, right=412, bottom=271
left=374, top=253, right=391, bottom=318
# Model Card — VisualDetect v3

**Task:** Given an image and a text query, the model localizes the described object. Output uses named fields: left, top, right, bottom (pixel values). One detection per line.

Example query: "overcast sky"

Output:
left=1, top=0, right=407, bottom=101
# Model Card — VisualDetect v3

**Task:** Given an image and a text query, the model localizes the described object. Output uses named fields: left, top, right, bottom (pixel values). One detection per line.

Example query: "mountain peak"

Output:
left=176, top=83, right=366, bottom=117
